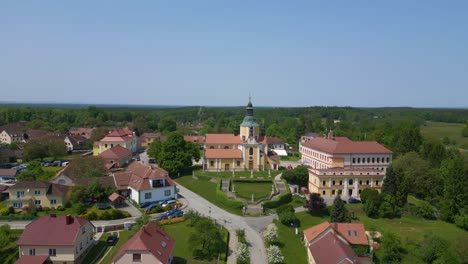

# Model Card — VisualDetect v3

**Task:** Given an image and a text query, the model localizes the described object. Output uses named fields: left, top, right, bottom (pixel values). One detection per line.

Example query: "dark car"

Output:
left=106, top=234, right=118, bottom=246
left=348, top=198, right=361, bottom=204
left=156, top=214, right=168, bottom=221
left=139, top=202, right=152, bottom=208
left=168, top=210, right=184, bottom=219
left=97, top=202, right=111, bottom=210
left=144, top=203, right=159, bottom=212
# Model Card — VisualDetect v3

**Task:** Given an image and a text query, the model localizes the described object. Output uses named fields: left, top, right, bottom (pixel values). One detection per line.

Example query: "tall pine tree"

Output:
left=330, top=195, right=349, bottom=223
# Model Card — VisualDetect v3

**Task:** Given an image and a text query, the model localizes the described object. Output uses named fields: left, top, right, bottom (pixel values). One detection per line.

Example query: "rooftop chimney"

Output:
left=327, top=131, right=334, bottom=140
left=66, top=214, right=73, bottom=225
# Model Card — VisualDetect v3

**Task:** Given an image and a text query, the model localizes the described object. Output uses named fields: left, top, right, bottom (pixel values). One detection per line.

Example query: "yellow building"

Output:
left=93, top=128, right=138, bottom=155
left=299, top=132, right=393, bottom=198
left=203, top=99, right=279, bottom=171
left=17, top=215, right=95, bottom=264
left=8, top=181, right=70, bottom=211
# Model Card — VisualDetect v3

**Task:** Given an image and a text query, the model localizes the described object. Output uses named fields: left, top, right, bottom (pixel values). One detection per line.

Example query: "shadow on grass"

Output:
left=171, top=257, right=188, bottom=264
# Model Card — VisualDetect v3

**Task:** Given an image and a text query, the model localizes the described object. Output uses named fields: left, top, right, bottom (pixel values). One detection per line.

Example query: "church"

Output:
left=203, top=99, right=281, bottom=171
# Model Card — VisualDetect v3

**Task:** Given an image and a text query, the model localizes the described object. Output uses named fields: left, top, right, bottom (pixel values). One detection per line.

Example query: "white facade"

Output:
left=129, top=180, right=176, bottom=204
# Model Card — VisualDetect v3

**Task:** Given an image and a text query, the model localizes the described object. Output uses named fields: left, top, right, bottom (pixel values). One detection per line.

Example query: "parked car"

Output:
left=144, top=203, right=159, bottom=211
left=139, top=202, right=153, bottom=208
left=167, top=210, right=184, bottom=219
left=106, top=234, right=118, bottom=246
left=158, top=199, right=169, bottom=205
left=156, top=214, right=168, bottom=221
left=348, top=198, right=361, bottom=204
left=165, top=208, right=180, bottom=215
left=52, top=161, right=62, bottom=166
left=162, top=200, right=176, bottom=207
left=61, top=161, right=70, bottom=167
left=97, top=202, right=111, bottom=210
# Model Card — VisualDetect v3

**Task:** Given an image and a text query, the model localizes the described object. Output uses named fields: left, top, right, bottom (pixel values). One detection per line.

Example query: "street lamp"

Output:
left=209, top=206, right=211, bottom=219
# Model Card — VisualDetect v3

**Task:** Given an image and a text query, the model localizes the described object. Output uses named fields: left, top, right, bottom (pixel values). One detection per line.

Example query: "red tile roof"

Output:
left=205, top=134, right=242, bottom=144
left=301, top=137, right=392, bottom=154
left=331, top=223, right=368, bottom=245
left=0, top=168, right=17, bottom=177
left=308, top=231, right=361, bottom=264
left=0, top=121, right=28, bottom=136
left=303, top=221, right=331, bottom=242
left=126, top=162, right=173, bottom=191
left=205, top=149, right=243, bottom=159
left=262, top=136, right=284, bottom=145
left=113, top=172, right=132, bottom=190
left=99, top=128, right=134, bottom=143
left=112, top=222, right=175, bottom=264
left=109, top=192, right=124, bottom=202
left=184, top=135, right=205, bottom=143
left=18, top=215, right=92, bottom=246
left=99, top=145, right=132, bottom=159
left=15, top=255, right=49, bottom=264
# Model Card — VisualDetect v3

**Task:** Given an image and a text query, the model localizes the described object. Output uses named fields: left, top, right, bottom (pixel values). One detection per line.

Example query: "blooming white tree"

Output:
left=263, top=223, right=279, bottom=242
left=235, top=242, right=249, bottom=262
left=266, top=245, right=284, bottom=264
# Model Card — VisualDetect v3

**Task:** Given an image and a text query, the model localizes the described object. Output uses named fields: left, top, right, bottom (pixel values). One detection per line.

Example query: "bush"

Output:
left=276, top=204, right=294, bottom=215
left=454, top=214, right=468, bottom=231
left=99, top=211, right=111, bottom=220
left=235, top=242, right=249, bottom=264
left=262, top=223, right=278, bottom=243
left=42, top=207, right=50, bottom=212
left=215, top=185, right=244, bottom=210
left=263, top=193, right=292, bottom=209
left=414, top=201, right=436, bottom=220
left=350, top=244, right=370, bottom=257
left=278, top=210, right=298, bottom=226
left=266, top=245, right=284, bottom=264
left=158, top=217, right=185, bottom=226
left=75, top=202, right=87, bottom=215
left=57, top=205, right=65, bottom=211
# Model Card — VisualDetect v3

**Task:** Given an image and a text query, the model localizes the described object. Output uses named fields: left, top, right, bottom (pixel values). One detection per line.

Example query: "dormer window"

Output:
left=152, top=179, right=164, bottom=188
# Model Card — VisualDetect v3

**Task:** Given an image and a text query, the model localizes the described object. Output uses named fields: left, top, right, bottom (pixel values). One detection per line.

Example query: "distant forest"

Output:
left=0, top=104, right=467, bottom=150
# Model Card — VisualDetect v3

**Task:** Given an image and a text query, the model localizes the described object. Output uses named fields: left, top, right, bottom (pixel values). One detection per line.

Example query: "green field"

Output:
left=421, top=121, right=468, bottom=149
left=175, top=175, right=242, bottom=215
left=163, top=220, right=228, bottom=264
left=234, top=181, right=273, bottom=201
left=289, top=200, right=468, bottom=263
left=273, top=219, right=308, bottom=264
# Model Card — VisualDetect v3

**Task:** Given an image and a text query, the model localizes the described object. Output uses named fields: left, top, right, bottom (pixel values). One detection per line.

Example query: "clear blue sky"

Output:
left=1, top=1, right=467, bottom=107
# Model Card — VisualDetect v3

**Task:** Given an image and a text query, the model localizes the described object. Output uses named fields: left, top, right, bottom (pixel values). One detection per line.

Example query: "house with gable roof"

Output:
left=98, top=145, right=132, bottom=170
left=93, top=128, right=138, bottom=156
left=0, top=121, right=28, bottom=144
left=303, top=222, right=371, bottom=264
left=112, top=222, right=175, bottom=264
left=125, top=162, right=176, bottom=205
left=17, top=214, right=94, bottom=264
left=8, top=181, right=70, bottom=212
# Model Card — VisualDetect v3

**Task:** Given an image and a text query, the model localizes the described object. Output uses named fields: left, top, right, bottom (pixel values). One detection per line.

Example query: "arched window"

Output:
left=224, top=146, right=229, bottom=149
left=249, top=147, right=253, bottom=156
left=349, top=179, right=353, bottom=185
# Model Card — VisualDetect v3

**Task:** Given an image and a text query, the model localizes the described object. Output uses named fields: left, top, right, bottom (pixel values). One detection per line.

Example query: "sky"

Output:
left=0, top=1, right=467, bottom=108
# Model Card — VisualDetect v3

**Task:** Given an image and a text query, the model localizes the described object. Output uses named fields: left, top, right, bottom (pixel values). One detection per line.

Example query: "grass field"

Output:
left=175, top=175, right=242, bottom=215
left=163, top=220, right=228, bottom=264
left=288, top=199, right=468, bottom=263
left=421, top=121, right=468, bottom=149
left=234, top=181, right=273, bottom=201
left=81, top=233, right=109, bottom=264
left=273, top=219, right=308, bottom=264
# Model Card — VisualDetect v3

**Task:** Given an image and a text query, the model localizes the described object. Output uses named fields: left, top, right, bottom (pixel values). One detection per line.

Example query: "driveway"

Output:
left=177, top=185, right=273, bottom=264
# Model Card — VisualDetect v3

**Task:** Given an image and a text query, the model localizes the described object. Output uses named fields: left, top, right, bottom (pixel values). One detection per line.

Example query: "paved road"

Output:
left=177, top=185, right=273, bottom=264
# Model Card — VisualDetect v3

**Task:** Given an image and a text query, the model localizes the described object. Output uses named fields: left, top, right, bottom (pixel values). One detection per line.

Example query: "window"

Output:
left=332, top=180, right=335, bottom=185
left=352, top=158, right=355, bottom=163
left=34, top=200, right=41, bottom=205
left=13, top=202, right=23, bottom=208
left=51, top=199, right=57, bottom=205
left=359, top=180, right=362, bottom=185
left=16, top=191, right=24, bottom=198
left=133, top=253, right=141, bottom=262
left=366, top=180, right=369, bottom=185
left=322, top=181, right=326, bottom=186
left=34, top=190, right=41, bottom=195
left=49, top=248, right=56, bottom=256
left=161, top=241, right=167, bottom=248
left=357, top=158, right=360, bottom=163
left=349, top=179, right=353, bottom=185
left=164, top=189, right=171, bottom=196
left=210, top=161, right=214, bottom=166
left=332, top=190, right=336, bottom=195
left=376, top=180, right=379, bottom=186
left=372, top=158, right=375, bottom=163
left=386, top=157, right=390, bottom=163
left=224, top=146, right=229, bottom=149
left=322, top=190, right=326, bottom=195
left=367, top=158, right=370, bottom=163
left=144, top=193, right=152, bottom=199
left=105, top=144, right=108, bottom=148
left=348, top=230, right=352, bottom=236
left=354, top=230, right=358, bottom=236
left=237, top=161, right=241, bottom=166
left=249, top=147, right=253, bottom=156
left=339, top=181, right=342, bottom=185
left=377, top=157, right=380, bottom=163
left=82, top=227, right=86, bottom=234
left=29, top=248, right=35, bottom=256
left=209, top=146, right=214, bottom=149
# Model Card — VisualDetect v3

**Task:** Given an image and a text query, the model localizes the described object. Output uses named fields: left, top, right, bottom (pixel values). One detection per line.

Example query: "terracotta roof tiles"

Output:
left=301, top=137, right=392, bottom=154
left=205, top=134, right=242, bottom=144
left=205, top=149, right=243, bottom=159
left=99, top=145, right=132, bottom=159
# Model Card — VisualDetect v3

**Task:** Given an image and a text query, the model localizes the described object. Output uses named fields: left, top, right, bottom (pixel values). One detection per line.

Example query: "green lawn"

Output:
left=0, top=229, right=22, bottom=264
left=163, top=221, right=228, bottom=264
left=39, top=166, right=62, bottom=181
left=175, top=175, right=242, bottom=215
left=421, top=121, right=468, bottom=149
left=195, top=170, right=279, bottom=179
left=81, top=233, right=109, bottom=264
left=234, top=181, right=273, bottom=201
left=273, top=219, right=308, bottom=264
left=100, top=229, right=138, bottom=264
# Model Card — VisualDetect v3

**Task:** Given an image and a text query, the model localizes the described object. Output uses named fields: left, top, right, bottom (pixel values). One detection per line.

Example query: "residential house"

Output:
left=64, top=135, right=89, bottom=151
left=112, top=222, right=175, bottom=264
left=0, top=168, right=17, bottom=184
left=125, top=162, right=176, bottom=205
left=203, top=99, right=280, bottom=171
left=183, top=135, right=205, bottom=148
left=69, top=127, right=94, bottom=140
left=93, top=128, right=138, bottom=155
left=0, top=146, right=23, bottom=163
left=303, top=222, right=371, bottom=264
left=8, top=181, right=70, bottom=211
left=140, top=132, right=165, bottom=148
left=17, top=215, right=95, bottom=264
left=299, top=131, right=392, bottom=198
left=98, top=145, right=132, bottom=170
left=0, top=121, right=28, bottom=144
left=24, top=129, right=59, bottom=141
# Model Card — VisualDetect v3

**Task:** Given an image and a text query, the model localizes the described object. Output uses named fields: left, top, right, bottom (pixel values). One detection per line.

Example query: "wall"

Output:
left=114, top=251, right=162, bottom=264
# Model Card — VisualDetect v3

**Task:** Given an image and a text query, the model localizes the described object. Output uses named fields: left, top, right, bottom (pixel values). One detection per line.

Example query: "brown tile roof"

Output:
left=99, top=145, right=132, bottom=159
left=69, top=127, right=94, bottom=139
left=205, top=149, right=242, bottom=159
left=205, top=134, right=242, bottom=145
left=113, top=172, right=131, bottom=190
left=331, top=223, right=368, bottom=245
left=126, top=162, right=173, bottom=191
left=301, top=137, right=393, bottom=154
left=261, top=136, right=284, bottom=145
left=112, top=222, right=175, bottom=264
left=304, top=221, right=331, bottom=242
left=308, top=231, right=361, bottom=264
left=10, top=181, right=51, bottom=190
left=24, top=129, right=58, bottom=140
left=184, top=135, right=205, bottom=143
left=141, top=132, right=162, bottom=139
left=15, top=255, right=49, bottom=264
left=99, top=128, right=134, bottom=143
left=0, top=121, right=28, bottom=136
left=0, top=168, right=17, bottom=177
left=17, top=215, right=92, bottom=246
left=66, top=134, right=89, bottom=148
left=74, top=176, right=116, bottom=189
left=109, top=192, right=124, bottom=202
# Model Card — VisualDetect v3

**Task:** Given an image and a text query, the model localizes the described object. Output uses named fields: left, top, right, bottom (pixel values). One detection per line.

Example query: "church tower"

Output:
left=239, top=97, right=260, bottom=142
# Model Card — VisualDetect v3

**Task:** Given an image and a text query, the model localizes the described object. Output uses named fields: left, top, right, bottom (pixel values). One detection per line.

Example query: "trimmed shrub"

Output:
left=235, top=242, right=249, bottom=264
left=158, top=217, right=185, bottom=225
left=263, top=193, right=292, bottom=209
left=266, top=245, right=284, bottom=264
left=351, top=244, right=370, bottom=256
left=57, top=205, right=65, bottom=211
left=215, top=184, right=244, bottom=210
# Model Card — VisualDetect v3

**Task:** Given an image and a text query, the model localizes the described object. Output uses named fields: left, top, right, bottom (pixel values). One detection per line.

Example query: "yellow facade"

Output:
left=8, top=187, right=67, bottom=211
left=205, top=158, right=244, bottom=171
left=308, top=173, right=383, bottom=198
left=93, top=142, right=125, bottom=156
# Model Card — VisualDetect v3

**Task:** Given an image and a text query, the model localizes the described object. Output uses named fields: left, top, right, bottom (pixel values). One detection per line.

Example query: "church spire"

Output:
left=246, top=96, right=253, bottom=116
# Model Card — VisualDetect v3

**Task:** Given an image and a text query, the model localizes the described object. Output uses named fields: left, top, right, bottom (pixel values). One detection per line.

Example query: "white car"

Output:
left=162, top=200, right=176, bottom=207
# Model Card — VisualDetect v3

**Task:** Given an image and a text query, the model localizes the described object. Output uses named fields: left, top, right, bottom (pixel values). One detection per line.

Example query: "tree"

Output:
left=46, top=138, right=67, bottom=159
left=420, top=234, right=460, bottom=264
left=382, top=163, right=408, bottom=208
left=66, top=156, right=105, bottom=179
left=305, top=193, right=326, bottom=213
left=158, top=117, right=177, bottom=133
left=380, top=232, right=405, bottom=263
left=148, top=133, right=200, bottom=175
left=189, top=217, right=225, bottom=260
left=23, top=139, right=48, bottom=161
left=17, top=161, right=44, bottom=181
left=281, top=165, right=309, bottom=186
left=262, top=223, right=278, bottom=243
left=391, top=121, right=423, bottom=155
left=330, top=195, right=349, bottom=223
left=438, top=156, right=467, bottom=222
left=87, top=180, right=113, bottom=202
left=378, top=194, right=400, bottom=218
left=361, top=189, right=381, bottom=218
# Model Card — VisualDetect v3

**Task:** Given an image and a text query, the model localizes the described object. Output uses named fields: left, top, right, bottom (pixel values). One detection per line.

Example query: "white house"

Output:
left=125, top=162, right=177, bottom=204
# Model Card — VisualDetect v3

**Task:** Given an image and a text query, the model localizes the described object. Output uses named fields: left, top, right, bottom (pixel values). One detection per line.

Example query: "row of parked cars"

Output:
left=139, top=199, right=177, bottom=211
left=156, top=208, right=184, bottom=220
left=40, top=160, right=69, bottom=167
